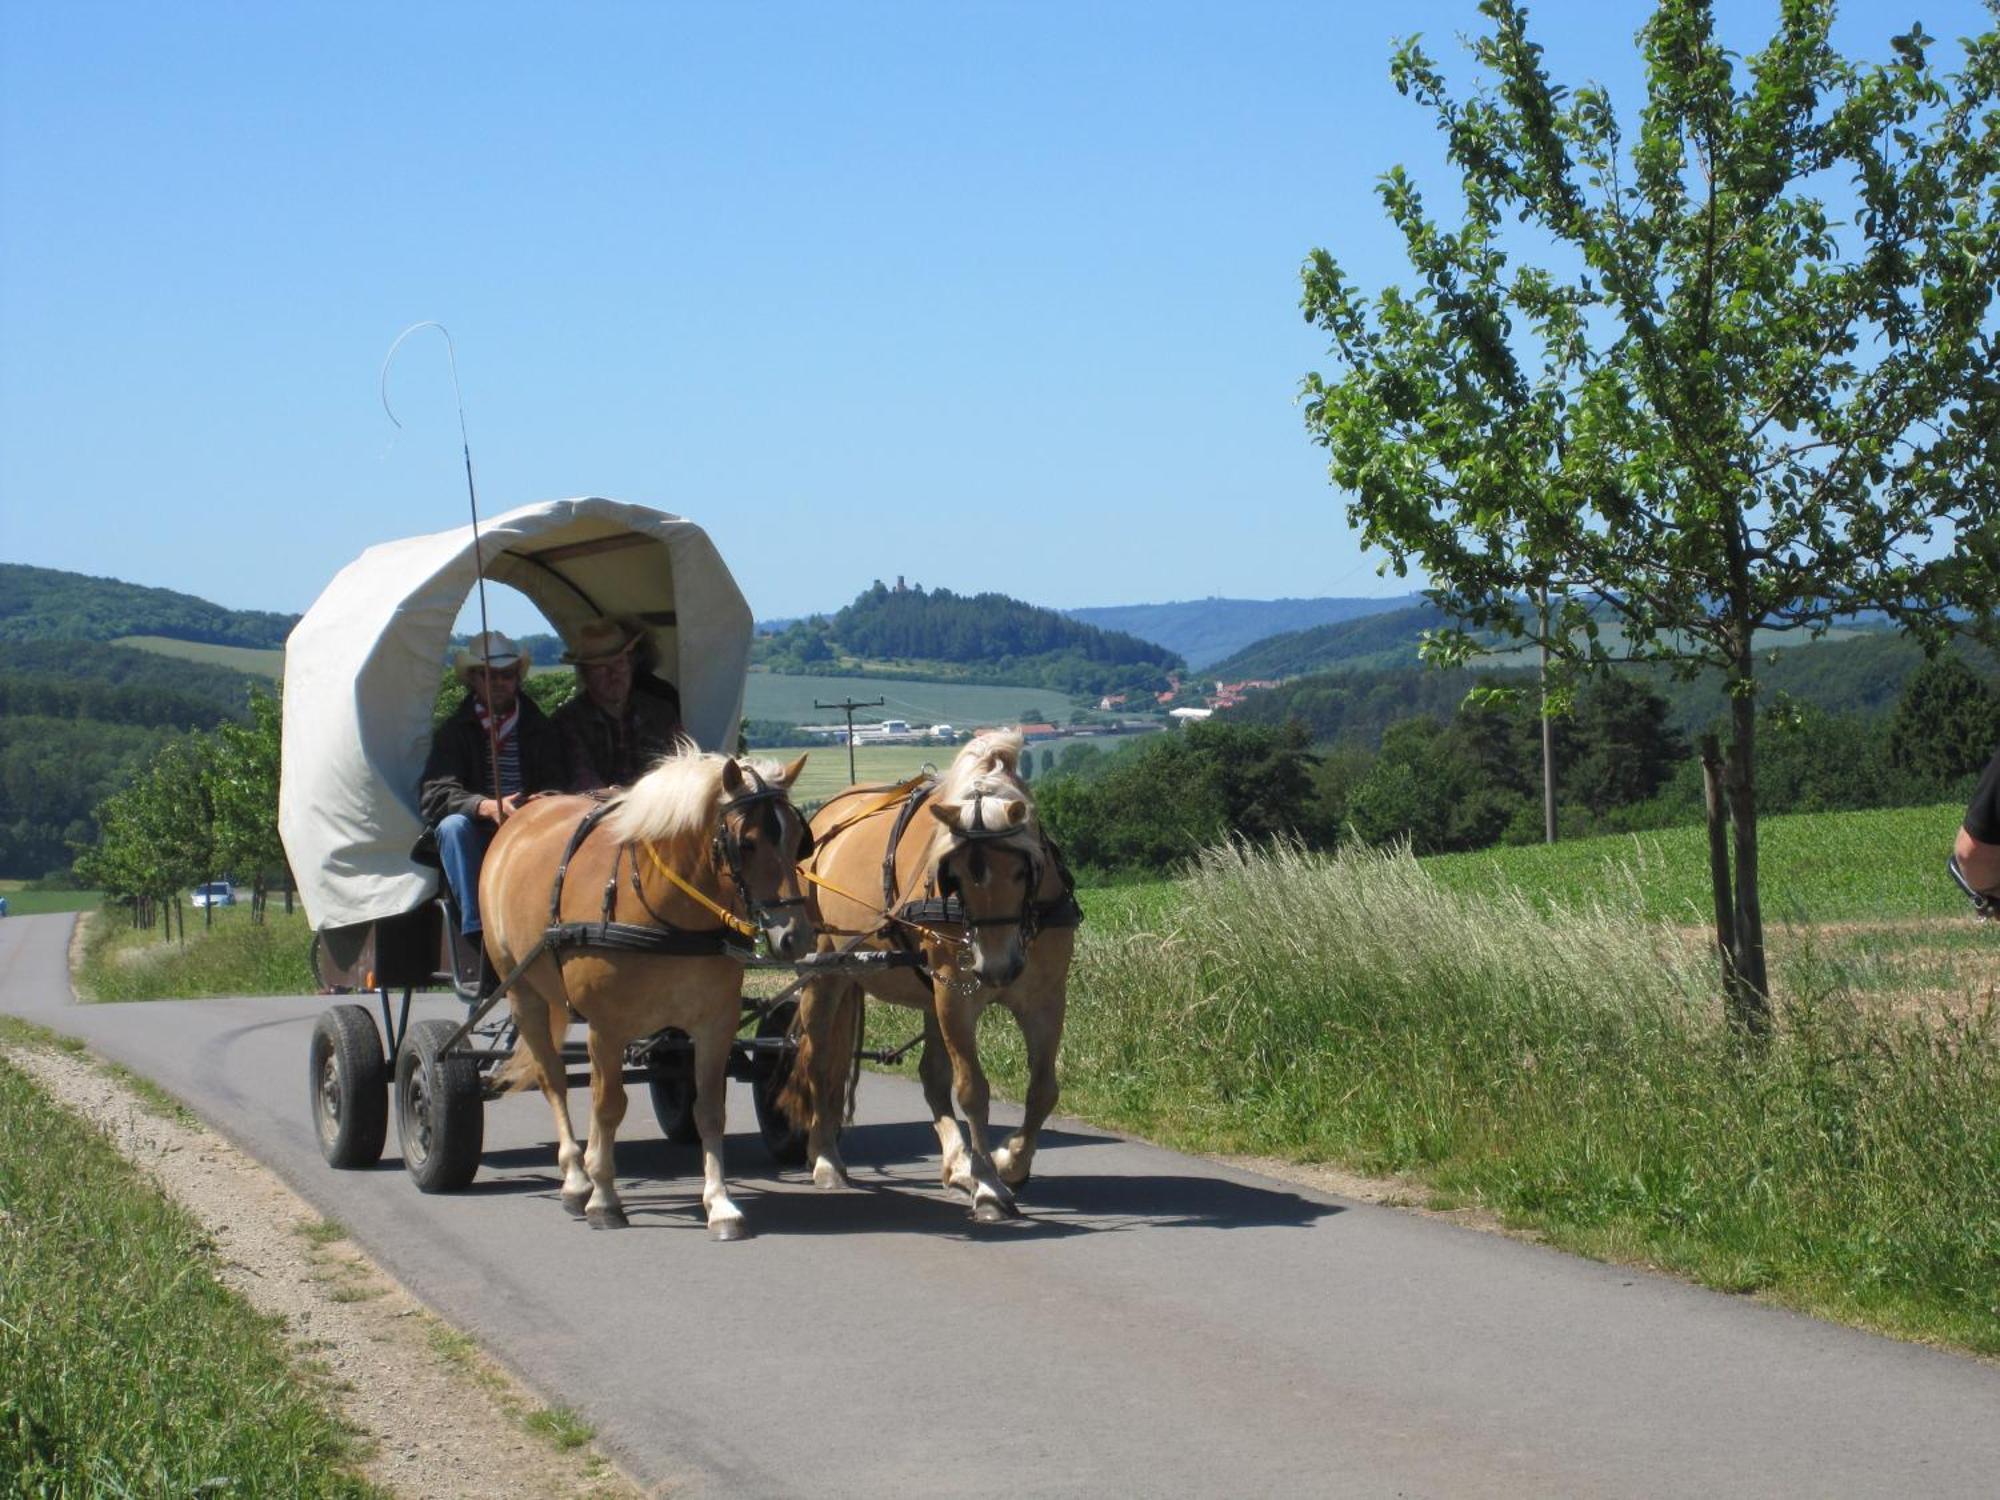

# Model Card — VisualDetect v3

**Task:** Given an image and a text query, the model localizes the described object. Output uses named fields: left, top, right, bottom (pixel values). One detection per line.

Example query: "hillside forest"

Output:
left=7, top=562, right=1998, bottom=893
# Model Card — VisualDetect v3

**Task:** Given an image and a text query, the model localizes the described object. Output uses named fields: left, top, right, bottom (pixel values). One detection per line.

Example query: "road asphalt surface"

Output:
left=3, top=911, right=1996, bottom=1497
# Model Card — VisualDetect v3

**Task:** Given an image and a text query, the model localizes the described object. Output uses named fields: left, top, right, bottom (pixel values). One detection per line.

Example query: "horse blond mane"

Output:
left=602, top=748, right=792, bottom=857
left=937, top=730, right=1026, bottom=803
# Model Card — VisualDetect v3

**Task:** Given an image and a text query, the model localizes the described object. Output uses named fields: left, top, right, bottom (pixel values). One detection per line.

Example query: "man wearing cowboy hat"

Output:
left=553, top=616, right=684, bottom=791
left=414, top=631, right=567, bottom=945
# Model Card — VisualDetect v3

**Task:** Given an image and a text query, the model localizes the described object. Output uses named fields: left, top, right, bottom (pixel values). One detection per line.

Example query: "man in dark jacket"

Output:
left=552, top=617, right=684, bottom=790
left=418, top=631, right=567, bottom=938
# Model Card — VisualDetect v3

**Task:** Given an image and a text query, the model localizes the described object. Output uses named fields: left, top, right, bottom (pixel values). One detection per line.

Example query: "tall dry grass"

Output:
left=972, top=841, right=2000, bottom=1352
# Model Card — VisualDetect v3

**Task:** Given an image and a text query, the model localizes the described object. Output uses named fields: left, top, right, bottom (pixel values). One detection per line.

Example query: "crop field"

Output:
left=744, top=671, right=1076, bottom=727
left=114, top=635, right=285, bottom=678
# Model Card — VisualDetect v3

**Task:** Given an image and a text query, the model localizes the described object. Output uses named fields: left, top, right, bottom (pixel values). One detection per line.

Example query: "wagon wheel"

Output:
left=308, top=931, right=351, bottom=995
left=396, top=1018, right=484, bottom=1193
left=751, top=999, right=810, bottom=1167
left=645, top=1029, right=701, bottom=1144
left=309, top=1004, right=387, bottom=1168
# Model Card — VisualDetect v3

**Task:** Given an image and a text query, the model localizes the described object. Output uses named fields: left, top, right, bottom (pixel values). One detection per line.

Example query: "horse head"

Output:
left=928, top=774, right=1042, bottom=988
left=718, top=754, right=814, bottom=962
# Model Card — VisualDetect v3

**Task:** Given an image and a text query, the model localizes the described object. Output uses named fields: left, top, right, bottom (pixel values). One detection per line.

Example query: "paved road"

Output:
left=4, top=911, right=1996, bottom=1497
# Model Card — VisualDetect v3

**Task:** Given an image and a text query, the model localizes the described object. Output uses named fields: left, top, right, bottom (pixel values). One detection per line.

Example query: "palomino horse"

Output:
left=482, top=751, right=811, bottom=1240
left=780, top=731, right=1080, bottom=1223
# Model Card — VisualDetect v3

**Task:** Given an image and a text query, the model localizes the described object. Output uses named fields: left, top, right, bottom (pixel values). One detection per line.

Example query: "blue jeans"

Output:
left=435, top=813, right=493, bottom=934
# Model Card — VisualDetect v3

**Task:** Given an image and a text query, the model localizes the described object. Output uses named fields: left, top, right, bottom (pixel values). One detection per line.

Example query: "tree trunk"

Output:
left=1699, top=733, right=1736, bottom=981
left=1725, top=677, right=1771, bottom=1037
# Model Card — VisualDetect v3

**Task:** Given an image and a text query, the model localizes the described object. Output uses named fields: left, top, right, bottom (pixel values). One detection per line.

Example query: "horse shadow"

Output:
left=423, top=1119, right=1347, bottom=1238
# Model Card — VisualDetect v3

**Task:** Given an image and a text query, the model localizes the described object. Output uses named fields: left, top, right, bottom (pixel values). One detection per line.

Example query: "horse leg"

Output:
left=993, top=980, right=1067, bottom=1189
left=933, top=989, right=1019, bottom=1223
left=917, top=1009, right=975, bottom=1196
left=510, top=982, right=590, bottom=1212
left=796, top=975, right=858, bottom=1191
left=689, top=1006, right=746, bottom=1241
left=582, top=1025, right=632, bottom=1229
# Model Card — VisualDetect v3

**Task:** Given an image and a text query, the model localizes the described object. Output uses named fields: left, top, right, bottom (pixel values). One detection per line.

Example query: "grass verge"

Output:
left=74, top=902, right=315, bottom=1001
left=965, top=840, right=2000, bottom=1355
left=0, top=1054, right=378, bottom=1494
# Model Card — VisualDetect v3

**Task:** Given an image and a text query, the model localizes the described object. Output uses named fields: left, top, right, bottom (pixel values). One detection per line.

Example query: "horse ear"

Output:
left=928, top=801, right=962, bottom=831
left=721, top=758, right=745, bottom=795
left=1003, top=799, right=1028, bottom=827
left=780, top=753, right=809, bottom=788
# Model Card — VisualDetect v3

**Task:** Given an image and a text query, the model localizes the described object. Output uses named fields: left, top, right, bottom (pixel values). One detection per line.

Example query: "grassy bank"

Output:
left=966, top=840, right=2000, bottom=1355
left=0, top=1041, right=376, bottom=1493
left=76, top=901, right=314, bottom=1001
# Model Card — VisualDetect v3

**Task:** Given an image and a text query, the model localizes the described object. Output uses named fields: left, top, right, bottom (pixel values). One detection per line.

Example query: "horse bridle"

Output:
left=713, top=764, right=812, bottom=931
left=626, top=764, right=810, bottom=939
left=932, top=786, right=1048, bottom=945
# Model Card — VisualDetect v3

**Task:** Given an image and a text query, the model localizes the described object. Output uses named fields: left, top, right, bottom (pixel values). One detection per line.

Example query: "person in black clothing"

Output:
left=417, top=631, right=567, bottom=937
left=552, top=617, right=684, bottom=790
left=1951, top=749, right=2000, bottom=915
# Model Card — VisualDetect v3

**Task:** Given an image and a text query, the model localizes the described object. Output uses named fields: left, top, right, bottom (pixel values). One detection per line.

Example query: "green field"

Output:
left=0, top=883, right=102, bottom=915
left=758, top=744, right=950, bottom=807
left=115, top=635, right=285, bottom=678
left=744, top=672, right=1076, bottom=728
left=1421, top=802, right=1966, bottom=924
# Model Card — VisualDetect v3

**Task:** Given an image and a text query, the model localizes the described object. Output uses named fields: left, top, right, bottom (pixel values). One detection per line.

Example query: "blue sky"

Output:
left=1, top=1, right=1980, bottom=631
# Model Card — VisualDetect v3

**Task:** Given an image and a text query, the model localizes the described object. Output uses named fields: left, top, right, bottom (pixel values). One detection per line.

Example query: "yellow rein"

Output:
left=798, top=851, right=969, bottom=953
left=638, top=840, right=759, bottom=939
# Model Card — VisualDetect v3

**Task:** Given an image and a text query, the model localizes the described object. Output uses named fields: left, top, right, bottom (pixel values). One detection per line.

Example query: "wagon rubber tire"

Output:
left=396, top=1018, right=484, bottom=1192
left=310, top=1005, right=387, bottom=1168
left=646, top=1030, right=701, bottom=1144
left=751, top=999, right=810, bottom=1166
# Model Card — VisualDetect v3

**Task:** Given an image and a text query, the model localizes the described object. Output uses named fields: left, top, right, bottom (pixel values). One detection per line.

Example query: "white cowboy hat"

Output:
left=453, top=630, right=530, bottom=681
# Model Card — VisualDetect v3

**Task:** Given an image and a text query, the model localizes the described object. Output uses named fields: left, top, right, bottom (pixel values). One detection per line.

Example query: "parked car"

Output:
left=191, top=881, right=236, bottom=908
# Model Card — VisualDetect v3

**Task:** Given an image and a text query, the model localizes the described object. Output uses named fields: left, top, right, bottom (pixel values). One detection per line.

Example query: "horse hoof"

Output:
left=586, top=1206, right=629, bottom=1230
left=709, top=1218, right=748, bottom=1243
left=561, top=1194, right=589, bottom=1218
left=973, top=1196, right=1021, bottom=1224
left=812, top=1162, right=851, bottom=1192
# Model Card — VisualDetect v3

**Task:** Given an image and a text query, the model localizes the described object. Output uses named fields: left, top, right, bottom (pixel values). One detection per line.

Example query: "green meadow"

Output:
left=113, top=634, right=286, bottom=678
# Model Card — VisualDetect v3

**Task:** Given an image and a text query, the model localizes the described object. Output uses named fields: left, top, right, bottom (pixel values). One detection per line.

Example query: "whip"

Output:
left=381, top=322, right=507, bottom=817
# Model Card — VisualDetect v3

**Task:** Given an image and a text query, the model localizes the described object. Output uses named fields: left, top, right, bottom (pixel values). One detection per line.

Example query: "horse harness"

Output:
left=541, top=767, right=807, bottom=964
left=810, top=777, right=1083, bottom=970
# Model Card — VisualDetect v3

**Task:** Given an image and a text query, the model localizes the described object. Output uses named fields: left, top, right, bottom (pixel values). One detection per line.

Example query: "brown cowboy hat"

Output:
left=562, top=617, right=644, bottom=666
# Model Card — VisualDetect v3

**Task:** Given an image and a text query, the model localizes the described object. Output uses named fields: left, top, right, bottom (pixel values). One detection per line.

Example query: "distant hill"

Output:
left=756, top=581, right=1181, bottom=699
left=1207, top=600, right=1899, bottom=684
left=1065, top=595, right=1422, bottom=670
left=0, top=563, right=298, bottom=647
left=0, top=640, right=265, bottom=878
left=1225, top=627, right=1979, bottom=751
left=1207, top=603, right=1452, bottom=679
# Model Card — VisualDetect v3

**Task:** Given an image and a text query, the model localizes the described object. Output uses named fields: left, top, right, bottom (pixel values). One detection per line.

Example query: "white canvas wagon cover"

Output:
left=280, top=497, right=753, bottom=931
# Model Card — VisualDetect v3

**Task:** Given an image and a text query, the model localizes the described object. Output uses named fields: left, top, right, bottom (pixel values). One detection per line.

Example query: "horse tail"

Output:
left=494, top=977, right=572, bottom=1096
left=778, top=979, right=865, bottom=1133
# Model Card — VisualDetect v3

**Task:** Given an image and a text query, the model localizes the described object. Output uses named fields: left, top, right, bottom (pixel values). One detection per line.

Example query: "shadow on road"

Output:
left=384, top=1117, right=1344, bottom=1238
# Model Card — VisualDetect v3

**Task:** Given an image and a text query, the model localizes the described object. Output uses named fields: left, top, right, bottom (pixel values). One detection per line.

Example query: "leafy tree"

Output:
left=1301, top=0, right=2000, bottom=1030
left=1887, top=653, right=2000, bottom=783
left=1566, top=675, right=1685, bottom=815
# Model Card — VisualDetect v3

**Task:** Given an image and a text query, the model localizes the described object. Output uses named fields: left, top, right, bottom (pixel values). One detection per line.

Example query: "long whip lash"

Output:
left=381, top=322, right=507, bottom=816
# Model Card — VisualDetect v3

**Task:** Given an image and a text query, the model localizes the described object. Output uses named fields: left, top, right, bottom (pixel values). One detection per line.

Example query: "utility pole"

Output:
left=816, top=697, right=885, bottom=785
left=1539, top=591, right=1557, bottom=844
